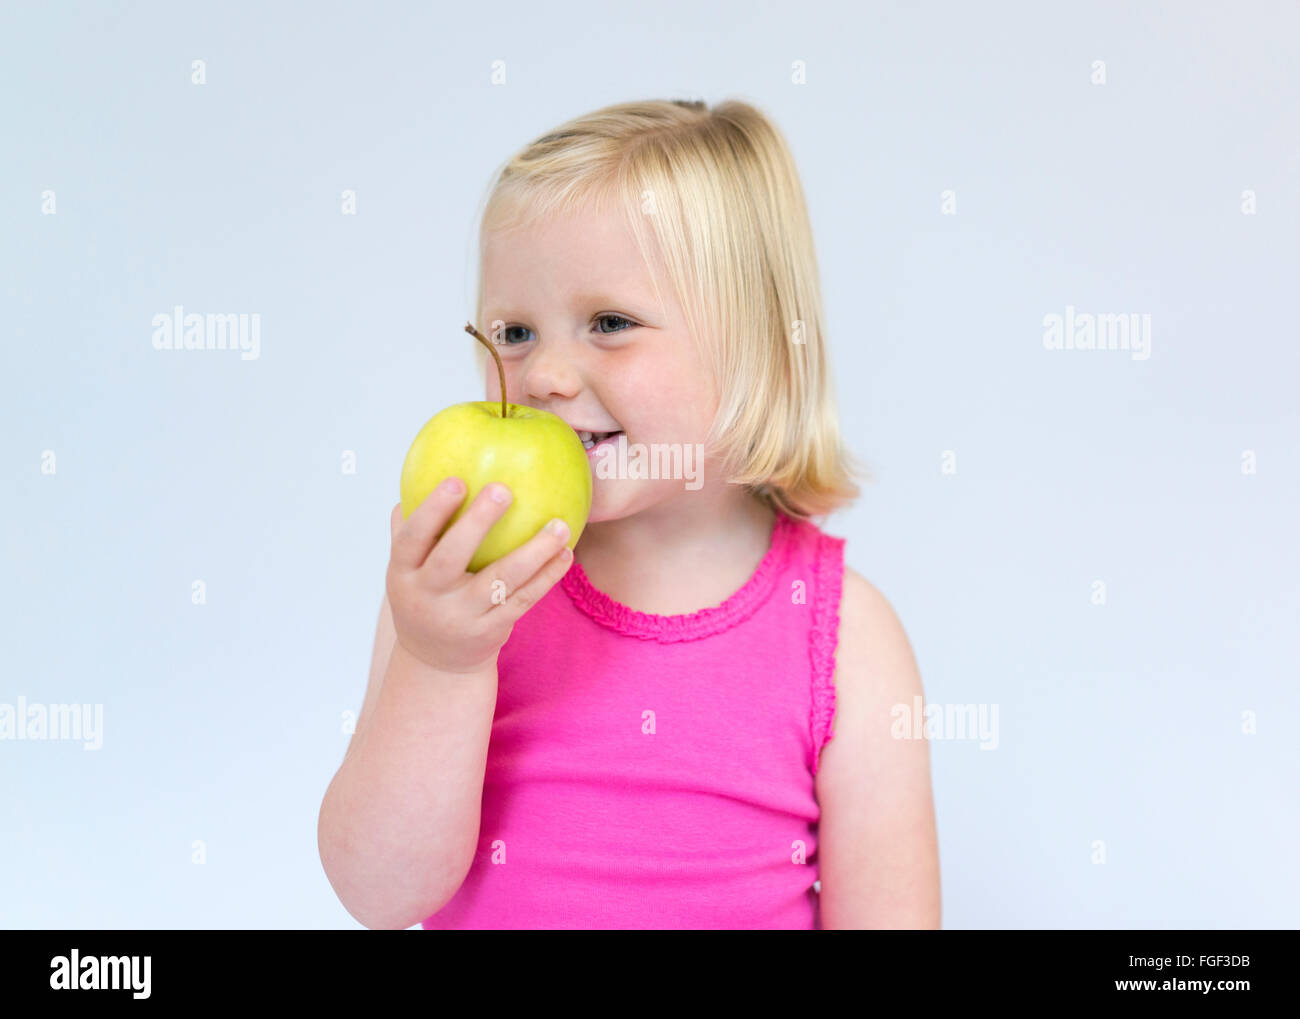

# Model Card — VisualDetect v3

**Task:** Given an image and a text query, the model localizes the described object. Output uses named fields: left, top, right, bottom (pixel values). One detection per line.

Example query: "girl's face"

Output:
left=481, top=201, right=719, bottom=523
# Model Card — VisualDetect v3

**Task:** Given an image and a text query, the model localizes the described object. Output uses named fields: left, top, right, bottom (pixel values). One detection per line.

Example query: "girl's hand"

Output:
left=385, top=479, right=574, bottom=674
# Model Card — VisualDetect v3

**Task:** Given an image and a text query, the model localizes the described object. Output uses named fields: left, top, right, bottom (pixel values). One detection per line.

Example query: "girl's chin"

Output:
left=583, top=480, right=630, bottom=525
left=584, top=493, right=614, bottom=525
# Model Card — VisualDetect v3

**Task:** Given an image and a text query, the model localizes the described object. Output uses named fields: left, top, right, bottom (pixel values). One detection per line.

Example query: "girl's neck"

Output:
left=573, top=489, right=778, bottom=617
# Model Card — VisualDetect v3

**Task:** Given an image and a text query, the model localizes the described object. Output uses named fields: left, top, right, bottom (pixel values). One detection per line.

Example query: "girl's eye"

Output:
left=494, top=316, right=635, bottom=345
left=497, top=325, right=534, bottom=346
left=594, top=314, right=636, bottom=335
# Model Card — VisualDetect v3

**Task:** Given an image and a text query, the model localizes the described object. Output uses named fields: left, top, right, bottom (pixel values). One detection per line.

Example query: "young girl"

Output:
left=318, top=98, right=941, bottom=930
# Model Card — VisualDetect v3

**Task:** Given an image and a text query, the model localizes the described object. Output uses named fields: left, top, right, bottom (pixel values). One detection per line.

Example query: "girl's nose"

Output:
left=522, top=344, right=584, bottom=403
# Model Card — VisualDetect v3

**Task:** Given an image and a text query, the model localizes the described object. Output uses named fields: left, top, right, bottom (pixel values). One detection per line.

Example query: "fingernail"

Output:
left=443, top=477, right=463, bottom=495
left=489, top=484, right=511, bottom=504
left=547, top=518, right=569, bottom=539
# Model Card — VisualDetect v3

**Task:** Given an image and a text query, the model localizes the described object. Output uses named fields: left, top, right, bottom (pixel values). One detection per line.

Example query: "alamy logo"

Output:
left=891, top=696, right=999, bottom=750
left=1043, top=305, right=1151, bottom=361
left=50, top=950, right=151, bottom=999
left=151, top=305, right=260, bottom=360
left=0, top=696, right=102, bottom=750
left=590, top=434, right=705, bottom=491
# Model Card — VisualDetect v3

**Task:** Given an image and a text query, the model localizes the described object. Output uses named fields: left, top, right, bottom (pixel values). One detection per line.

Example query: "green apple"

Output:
left=399, top=399, right=592, bottom=573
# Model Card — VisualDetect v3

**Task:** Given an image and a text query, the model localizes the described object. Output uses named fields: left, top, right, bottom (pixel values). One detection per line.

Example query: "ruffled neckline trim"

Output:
left=560, top=511, right=798, bottom=642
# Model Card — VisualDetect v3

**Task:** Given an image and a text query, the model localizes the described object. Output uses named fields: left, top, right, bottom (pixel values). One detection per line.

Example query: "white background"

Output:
left=2, top=0, right=1297, bottom=928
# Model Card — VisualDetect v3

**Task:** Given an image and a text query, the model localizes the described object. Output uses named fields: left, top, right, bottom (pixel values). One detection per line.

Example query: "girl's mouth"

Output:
left=579, top=429, right=623, bottom=454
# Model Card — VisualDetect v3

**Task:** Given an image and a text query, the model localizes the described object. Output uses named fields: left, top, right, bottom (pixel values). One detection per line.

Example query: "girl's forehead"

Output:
left=485, top=202, right=632, bottom=250
left=485, top=219, right=666, bottom=300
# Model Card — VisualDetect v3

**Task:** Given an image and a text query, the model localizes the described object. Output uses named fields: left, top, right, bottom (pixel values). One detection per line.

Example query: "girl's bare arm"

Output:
left=317, top=483, right=574, bottom=929
left=317, top=594, right=498, bottom=930
left=815, top=567, right=942, bottom=929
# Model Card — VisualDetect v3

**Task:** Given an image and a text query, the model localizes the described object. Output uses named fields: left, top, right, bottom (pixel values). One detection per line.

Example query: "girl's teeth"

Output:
left=580, top=430, right=619, bottom=451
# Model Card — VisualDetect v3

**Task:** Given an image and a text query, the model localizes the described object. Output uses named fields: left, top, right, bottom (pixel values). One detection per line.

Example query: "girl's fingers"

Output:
left=488, top=543, right=574, bottom=623
left=469, top=516, right=573, bottom=616
left=422, top=482, right=515, bottom=587
left=390, top=480, right=466, bottom=571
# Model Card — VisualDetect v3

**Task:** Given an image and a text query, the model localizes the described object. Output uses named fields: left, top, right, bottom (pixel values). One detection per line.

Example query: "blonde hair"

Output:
left=469, top=97, right=868, bottom=522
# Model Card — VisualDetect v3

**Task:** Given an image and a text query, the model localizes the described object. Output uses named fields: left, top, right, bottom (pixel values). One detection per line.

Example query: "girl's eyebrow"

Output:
left=572, top=292, right=660, bottom=318
left=570, top=291, right=636, bottom=306
left=488, top=292, right=655, bottom=318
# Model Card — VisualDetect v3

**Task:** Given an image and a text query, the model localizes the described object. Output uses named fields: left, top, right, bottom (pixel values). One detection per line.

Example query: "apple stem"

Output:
left=465, top=322, right=509, bottom=419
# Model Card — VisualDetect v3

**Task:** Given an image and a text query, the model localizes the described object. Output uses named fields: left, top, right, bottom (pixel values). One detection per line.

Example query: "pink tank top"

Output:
left=422, top=509, right=846, bottom=929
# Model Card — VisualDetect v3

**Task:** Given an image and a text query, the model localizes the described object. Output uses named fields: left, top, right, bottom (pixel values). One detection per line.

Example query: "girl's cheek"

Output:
left=495, top=366, right=521, bottom=398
